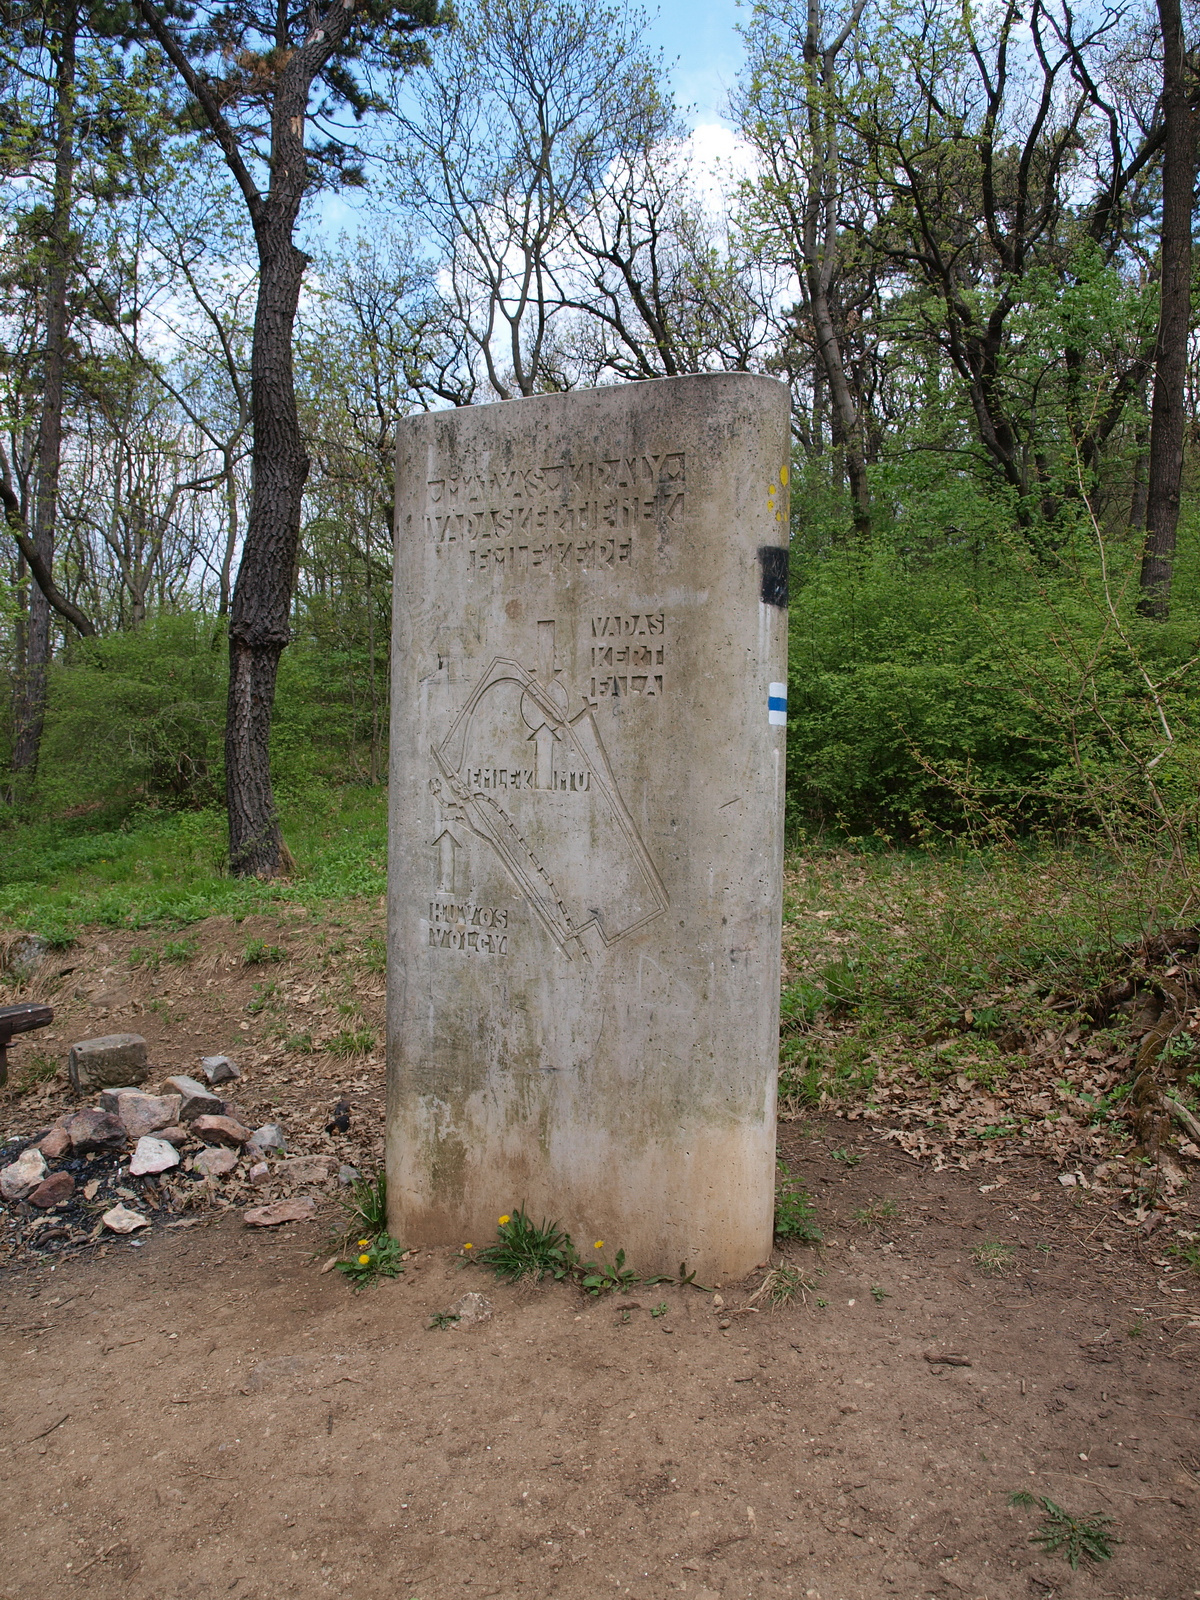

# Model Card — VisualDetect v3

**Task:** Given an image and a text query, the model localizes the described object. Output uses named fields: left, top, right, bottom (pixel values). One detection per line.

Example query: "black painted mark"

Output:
left=757, top=546, right=789, bottom=608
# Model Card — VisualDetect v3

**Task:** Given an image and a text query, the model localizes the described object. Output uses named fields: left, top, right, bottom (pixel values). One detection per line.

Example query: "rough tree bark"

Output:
left=12, top=1, right=77, bottom=775
left=1140, top=0, right=1198, bottom=619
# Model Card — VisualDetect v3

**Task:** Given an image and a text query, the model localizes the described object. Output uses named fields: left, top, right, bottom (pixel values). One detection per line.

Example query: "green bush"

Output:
left=784, top=522, right=1200, bottom=840
left=37, top=613, right=226, bottom=811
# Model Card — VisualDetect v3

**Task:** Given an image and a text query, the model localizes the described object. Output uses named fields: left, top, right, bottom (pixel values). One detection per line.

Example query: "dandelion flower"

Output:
left=357, top=1254, right=371, bottom=1266
left=594, top=1241, right=604, bottom=1250
left=463, top=1242, right=473, bottom=1250
left=498, top=1214, right=510, bottom=1226
left=358, top=1238, right=370, bottom=1248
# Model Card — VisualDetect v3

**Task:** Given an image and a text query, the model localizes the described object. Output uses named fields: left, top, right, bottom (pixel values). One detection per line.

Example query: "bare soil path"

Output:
left=2, top=1119, right=1196, bottom=1600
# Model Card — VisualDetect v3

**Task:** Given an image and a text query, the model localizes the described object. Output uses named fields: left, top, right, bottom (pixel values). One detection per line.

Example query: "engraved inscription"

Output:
left=422, top=452, right=687, bottom=578
left=590, top=612, right=666, bottom=699
left=425, top=899, right=510, bottom=956
left=469, top=538, right=632, bottom=576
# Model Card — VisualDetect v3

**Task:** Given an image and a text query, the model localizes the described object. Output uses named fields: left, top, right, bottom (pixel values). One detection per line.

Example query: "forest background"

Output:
left=2, top=0, right=1200, bottom=1115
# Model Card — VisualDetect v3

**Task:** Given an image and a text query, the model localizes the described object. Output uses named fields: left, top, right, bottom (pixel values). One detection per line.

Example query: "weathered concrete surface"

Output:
left=388, top=374, right=789, bottom=1278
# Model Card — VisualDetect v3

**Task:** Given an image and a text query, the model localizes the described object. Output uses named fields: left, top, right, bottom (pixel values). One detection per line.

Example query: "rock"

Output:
left=191, top=1114, right=251, bottom=1147
left=0, top=1146, right=48, bottom=1200
left=162, top=1075, right=224, bottom=1122
left=277, top=1155, right=335, bottom=1186
left=129, top=1136, right=180, bottom=1176
left=338, top=1163, right=359, bottom=1187
left=28, top=1171, right=75, bottom=1208
left=3, top=933, right=47, bottom=980
left=194, top=1146, right=238, bottom=1178
left=199, top=1054, right=241, bottom=1085
left=156, top=1125, right=190, bottom=1147
left=448, top=1292, right=493, bottom=1329
left=63, top=1108, right=128, bottom=1154
left=247, top=1161, right=270, bottom=1184
left=246, top=1122, right=286, bottom=1158
left=101, top=1203, right=151, bottom=1234
left=37, top=1126, right=72, bottom=1159
left=112, top=1091, right=182, bottom=1139
left=98, top=1086, right=141, bottom=1112
left=243, top=1197, right=316, bottom=1227
left=68, top=1033, right=149, bottom=1092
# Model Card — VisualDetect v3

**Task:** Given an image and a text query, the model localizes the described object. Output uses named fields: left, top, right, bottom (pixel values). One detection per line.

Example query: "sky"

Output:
left=644, top=0, right=746, bottom=126
left=311, top=0, right=748, bottom=243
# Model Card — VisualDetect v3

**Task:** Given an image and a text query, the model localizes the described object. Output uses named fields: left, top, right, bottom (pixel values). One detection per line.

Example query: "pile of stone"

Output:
left=1, top=1033, right=346, bottom=1243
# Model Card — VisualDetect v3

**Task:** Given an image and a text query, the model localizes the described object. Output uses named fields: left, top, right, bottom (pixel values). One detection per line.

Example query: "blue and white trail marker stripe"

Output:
left=768, top=682, right=788, bottom=726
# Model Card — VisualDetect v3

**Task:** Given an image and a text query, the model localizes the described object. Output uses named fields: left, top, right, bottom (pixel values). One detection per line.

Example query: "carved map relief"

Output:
left=428, top=621, right=668, bottom=960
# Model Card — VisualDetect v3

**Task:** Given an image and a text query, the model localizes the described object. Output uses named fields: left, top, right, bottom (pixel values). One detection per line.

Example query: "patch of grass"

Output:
left=328, top=1027, right=375, bottom=1058
left=853, top=1198, right=898, bottom=1227
left=363, top=936, right=386, bottom=973
left=128, top=944, right=161, bottom=972
left=161, top=937, right=196, bottom=963
left=279, top=1030, right=314, bottom=1053
left=830, top=1146, right=862, bottom=1167
left=243, top=938, right=284, bottom=965
left=8, top=1050, right=60, bottom=1096
left=749, top=1262, right=815, bottom=1309
left=341, top=1171, right=389, bottom=1239
left=778, top=1048, right=827, bottom=1108
left=428, top=1309, right=461, bottom=1330
left=247, top=981, right=278, bottom=1015
left=972, top=1240, right=1015, bottom=1273
left=774, top=1160, right=822, bottom=1242
left=1008, top=1492, right=1119, bottom=1570
left=0, top=785, right=388, bottom=935
left=474, top=1209, right=578, bottom=1284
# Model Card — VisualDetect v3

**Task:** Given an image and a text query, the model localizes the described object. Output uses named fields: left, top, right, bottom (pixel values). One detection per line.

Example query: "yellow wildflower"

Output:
left=357, top=1254, right=371, bottom=1266
left=498, top=1214, right=510, bottom=1226
left=358, top=1238, right=370, bottom=1248
left=463, top=1242, right=473, bottom=1250
left=594, top=1240, right=604, bottom=1249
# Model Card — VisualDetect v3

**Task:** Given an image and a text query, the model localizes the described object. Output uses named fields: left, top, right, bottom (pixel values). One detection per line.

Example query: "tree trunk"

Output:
left=224, top=218, right=310, bottom=877
left=807, top=270, right=870, bottom=533
left=13, top=2, right=77, bottom=775
left=1140, top=0, right=1197, bottom=619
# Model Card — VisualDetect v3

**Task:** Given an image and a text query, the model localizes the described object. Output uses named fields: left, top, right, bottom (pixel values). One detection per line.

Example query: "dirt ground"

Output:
left=2, top=912, right=1199, bottom=1599
left=1, top=1118, right=1197, bottom=1600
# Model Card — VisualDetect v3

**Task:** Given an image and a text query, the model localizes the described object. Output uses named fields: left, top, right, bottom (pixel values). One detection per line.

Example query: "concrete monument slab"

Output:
left=388, top=374, right=789, bottom=1278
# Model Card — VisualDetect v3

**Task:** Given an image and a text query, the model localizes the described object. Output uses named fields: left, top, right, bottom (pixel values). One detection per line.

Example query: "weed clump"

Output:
left=329, top=1027, right=375, bottom=1058
left=774, top=1160, right=822, bottom=1242
left=972, top=1240, right=1015, bottom=1273
left=1008, top=1492, right=1119, bottom=1569
left=474, top=1210, right=578, bottom=1283
left=330, top=1172, right=404, bottom=1291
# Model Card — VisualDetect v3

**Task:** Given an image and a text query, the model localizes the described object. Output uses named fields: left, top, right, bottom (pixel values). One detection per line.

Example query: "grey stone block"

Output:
left=389, top=374, right=789, bottom=1279
left=68, top=1033, right=149, bottom=1092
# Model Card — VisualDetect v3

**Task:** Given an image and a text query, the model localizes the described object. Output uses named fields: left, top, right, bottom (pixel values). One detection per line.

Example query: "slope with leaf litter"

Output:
left=779, top=851, right=1200, bottom=1245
